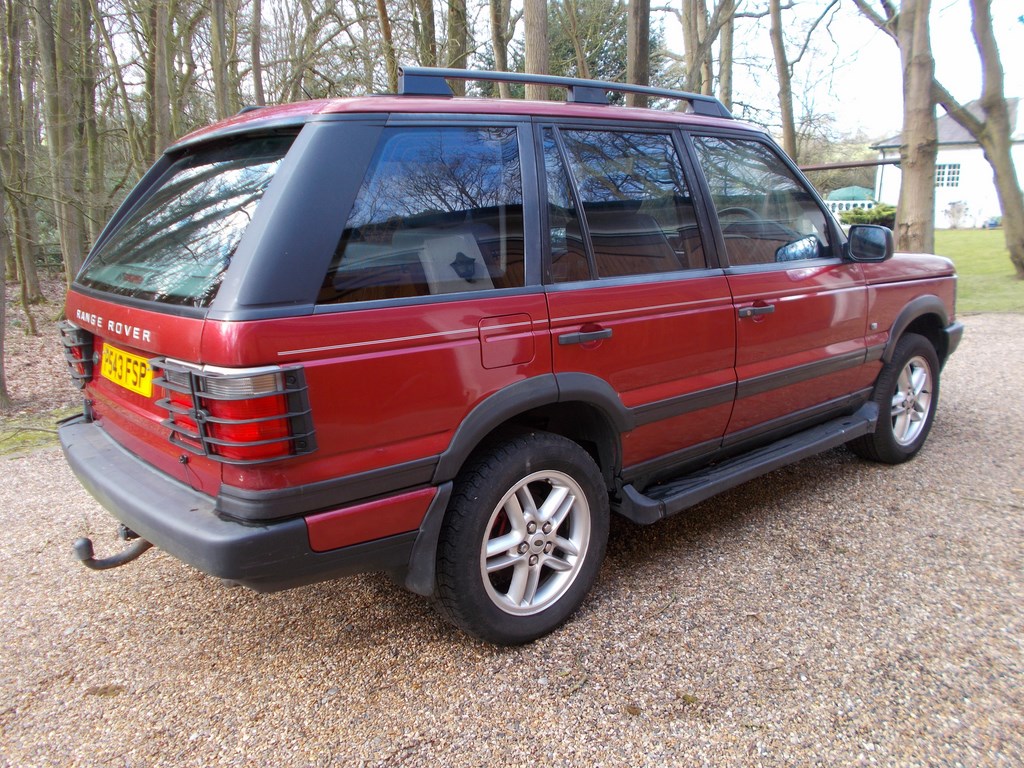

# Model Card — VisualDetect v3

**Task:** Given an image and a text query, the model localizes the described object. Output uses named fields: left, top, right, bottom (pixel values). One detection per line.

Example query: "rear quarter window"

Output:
left=78, top=135, right=295, bottom=308
left=318, top=126, right=525, bottom=304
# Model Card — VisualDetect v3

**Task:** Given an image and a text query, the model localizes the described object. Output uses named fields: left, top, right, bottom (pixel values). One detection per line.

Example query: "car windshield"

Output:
left=77, top=135, right=294, bottom=308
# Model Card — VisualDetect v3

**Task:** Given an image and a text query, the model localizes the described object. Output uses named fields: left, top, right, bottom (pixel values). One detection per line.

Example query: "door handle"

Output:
left=738, top=304, right=775, bottom=319
left=558, top=328, right=613, bottom=345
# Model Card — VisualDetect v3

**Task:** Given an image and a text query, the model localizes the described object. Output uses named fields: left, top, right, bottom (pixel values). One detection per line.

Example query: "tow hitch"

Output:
left=73, top=525, right=153, bottom=571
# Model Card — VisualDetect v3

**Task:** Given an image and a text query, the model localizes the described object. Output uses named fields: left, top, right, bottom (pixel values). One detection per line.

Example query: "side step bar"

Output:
left=617, top=402, right=879, bottom=525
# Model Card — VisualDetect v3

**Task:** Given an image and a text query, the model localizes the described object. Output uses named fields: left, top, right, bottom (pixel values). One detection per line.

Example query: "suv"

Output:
left=59, top=67, right=962, bottom=645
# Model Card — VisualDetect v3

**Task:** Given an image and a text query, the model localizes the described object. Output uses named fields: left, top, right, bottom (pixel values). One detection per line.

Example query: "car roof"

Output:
left=171, top=94, right=750, bottom=151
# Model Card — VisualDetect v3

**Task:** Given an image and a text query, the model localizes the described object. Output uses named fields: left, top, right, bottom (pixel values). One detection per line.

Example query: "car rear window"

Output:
left=77, top=135, right=295, bottom=308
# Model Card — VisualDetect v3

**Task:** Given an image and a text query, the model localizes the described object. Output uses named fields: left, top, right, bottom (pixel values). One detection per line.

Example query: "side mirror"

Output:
left=775, top=235, right=820, bottom=262
left=847, top=224, right=894, bottom=262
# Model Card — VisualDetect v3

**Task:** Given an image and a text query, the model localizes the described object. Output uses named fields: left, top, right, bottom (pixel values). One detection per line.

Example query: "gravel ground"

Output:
left=1, top=313, right=1022, bottom=767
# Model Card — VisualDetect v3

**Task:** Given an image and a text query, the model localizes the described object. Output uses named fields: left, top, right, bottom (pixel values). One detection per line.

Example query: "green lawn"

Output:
left=934, top=229, right=1024, bottom=314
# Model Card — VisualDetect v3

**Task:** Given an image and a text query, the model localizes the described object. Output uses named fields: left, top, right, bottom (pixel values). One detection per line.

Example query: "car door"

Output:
left=688, top=133, right=876, bottom=445
left=540, top=124, right=736, bottom=482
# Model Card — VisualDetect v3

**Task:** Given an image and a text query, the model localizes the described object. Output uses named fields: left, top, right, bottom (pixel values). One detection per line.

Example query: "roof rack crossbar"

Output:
left=397, top=66, right=733, bottom=119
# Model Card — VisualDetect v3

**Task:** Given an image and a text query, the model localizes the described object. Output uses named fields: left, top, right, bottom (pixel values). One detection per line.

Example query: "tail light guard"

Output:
left=58, top=320, right=95, bottom=388
left=152, top=358, right=317, bottom=465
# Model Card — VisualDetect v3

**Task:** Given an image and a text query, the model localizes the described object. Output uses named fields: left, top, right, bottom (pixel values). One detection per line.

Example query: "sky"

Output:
left=658, top=0, right=1024, bottom=140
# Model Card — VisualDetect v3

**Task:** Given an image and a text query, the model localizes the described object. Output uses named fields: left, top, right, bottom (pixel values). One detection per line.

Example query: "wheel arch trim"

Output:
left=431, top=373, right=633, bottom=486
left=882, top=295, right=949, bottom=364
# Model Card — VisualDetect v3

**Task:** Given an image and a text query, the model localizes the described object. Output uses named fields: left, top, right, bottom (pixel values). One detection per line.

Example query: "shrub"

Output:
left=839, top=204, right=896, bottom=229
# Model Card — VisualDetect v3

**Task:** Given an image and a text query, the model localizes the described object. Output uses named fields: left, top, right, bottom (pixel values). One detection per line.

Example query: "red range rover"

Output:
left=59, top=68, right=962, bottom=644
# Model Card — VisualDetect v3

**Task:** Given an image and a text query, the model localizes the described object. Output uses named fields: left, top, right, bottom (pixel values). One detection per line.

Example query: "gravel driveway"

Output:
left=1, top=314, right=1022, bottom=767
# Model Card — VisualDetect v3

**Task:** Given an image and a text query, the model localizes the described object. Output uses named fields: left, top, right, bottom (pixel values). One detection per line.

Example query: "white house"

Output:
left=873, top=98, right=1024, bottom=228
left=825, top=186, right=877, bottom=216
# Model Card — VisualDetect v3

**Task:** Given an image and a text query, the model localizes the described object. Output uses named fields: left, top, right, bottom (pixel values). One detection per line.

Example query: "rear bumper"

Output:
left=59, top=415, right=417, bottom=591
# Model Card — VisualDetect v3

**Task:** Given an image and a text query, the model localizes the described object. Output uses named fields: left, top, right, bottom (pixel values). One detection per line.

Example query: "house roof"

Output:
left=872, top=97, right=1022, bottom=149
left=827, top=185, right=875, bottom=201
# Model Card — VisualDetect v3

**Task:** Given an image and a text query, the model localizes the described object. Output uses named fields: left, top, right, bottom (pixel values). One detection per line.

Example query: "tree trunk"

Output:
left=931, top=0, right=1024, bottom=277
left=557, top=0, right=590, bottom=80
left=446, top=0, right=469, bottom=95
left=0, top=164, right=12, bottom=410
left=19, top=60, right=45, bottom=282
left=80, top=0, right=105, bottom=247
left=174, top=4, right=203, bottom=132
left=895, top=0, right=936, bottom=254
left=0, top=0, right=41, bottom=298
left=489, top=0, right=512, bottom=97
left=225, top=1, right=242, bottom=112
left=91, top=0, right=146, bottom=171
left=35, top=0, right=87, bottom=281
left=698, top=2, right=713, bottom=93
left=0, top=0, right=21, bottom=371
left=59, top=0, right=89, bottom=268
left=769, top=0, right=797, bottom=159
left=718, top=0, right=733, bottom=110
left=376, top=0, right=398, bottom=93
left=414, top=0, right=438, bottom=67
left=251, top=0, right=266, bottom=105
left=681, top=0, right=716, bottom=94
left=626, top=0, right=650, bottom=107
left=524, top=0, right=549, bottom=100
left=210, top=0, right=231, bottom=119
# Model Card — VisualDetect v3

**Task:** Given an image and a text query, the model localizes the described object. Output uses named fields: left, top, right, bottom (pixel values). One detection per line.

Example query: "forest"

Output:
left=0, top=0, right=1021, bottom=408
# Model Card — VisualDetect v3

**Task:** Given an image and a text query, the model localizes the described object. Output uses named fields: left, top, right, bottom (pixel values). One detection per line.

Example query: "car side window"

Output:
left=692, top=135, right=833, bottom=266
left=542, top=128, right=592, bottom=283
left=544, top=127, right=706, bottom=282
left=318, top=126, right=525, bottom=304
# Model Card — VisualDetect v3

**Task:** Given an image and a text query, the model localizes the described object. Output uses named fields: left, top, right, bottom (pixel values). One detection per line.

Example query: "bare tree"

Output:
left=251, top=0, right=266, bottom=105
left=668, top=0, right=738, bottom=95
left=35, top=0, right=88, bottom=284
left=377, top=0, right=399, bottom=92
left=895, top=0, right=937, bottom=254
left=717, top=0, right=734, bottom=109
left=80, top=0, right=106, bottom=246
left=489, top=0, right=521, bottom=97
left=768, top=0, right=796, bottom=157
left=412, top=0, right=438, bottom=66
left=1, top=0, right=43, bottom=303
left=524, top=0, right=549, bottom=99
left=151, top=0, right=174, bottom=144
left=0, top=17, right=18, bottom=407
left=932, top=0, right=1024, bottom=277
left=769, top=0, right=840, bottom=162
left=682, top=0, right=712, bottom=93
left=0, top=171, right=11, bottom=410
left=856, top=0, right=936, bottom=253
left=626, top=0, right=650, bottom=106
left=211, top=0, right=232, bottom=118
left=446, top=0, right=469, bottom=94
left=91, top=0, right=147, bottom=171
left=555, top=0, right=590, bottom=78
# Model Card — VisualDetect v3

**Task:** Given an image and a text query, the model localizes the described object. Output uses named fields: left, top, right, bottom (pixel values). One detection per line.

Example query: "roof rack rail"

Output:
left=397, top=66, right=733, bottom=119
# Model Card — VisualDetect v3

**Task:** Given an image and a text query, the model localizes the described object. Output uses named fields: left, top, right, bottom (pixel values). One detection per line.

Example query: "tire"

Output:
left=435, top=431, right=609, bottom=645
left=849, top=332, right=940, bottom=464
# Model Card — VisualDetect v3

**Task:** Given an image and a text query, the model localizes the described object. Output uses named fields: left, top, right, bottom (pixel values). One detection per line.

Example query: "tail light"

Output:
left=153, top=359, right=316, bottom=464
left=58, top=321, right=95, bottom=388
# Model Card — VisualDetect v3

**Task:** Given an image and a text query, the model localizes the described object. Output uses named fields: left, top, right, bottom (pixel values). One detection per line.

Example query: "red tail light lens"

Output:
left=207, top=394, right=291, bottom=461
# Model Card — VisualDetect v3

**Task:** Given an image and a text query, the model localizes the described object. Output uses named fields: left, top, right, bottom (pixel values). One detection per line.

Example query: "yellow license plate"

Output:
left=101, top=343, right=153, bottom=398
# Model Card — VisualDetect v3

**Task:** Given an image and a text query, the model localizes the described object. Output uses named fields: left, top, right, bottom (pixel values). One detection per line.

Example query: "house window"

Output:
left=936, top=163, right=961, bottom=188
